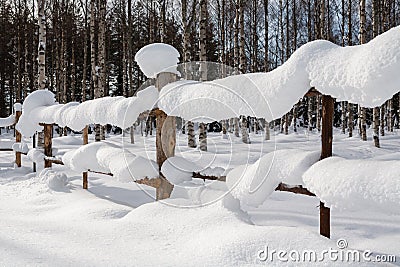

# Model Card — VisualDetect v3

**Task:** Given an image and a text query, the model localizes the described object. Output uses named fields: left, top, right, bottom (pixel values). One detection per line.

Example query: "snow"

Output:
left=37, top=168, right=69, bottom=191
left=27, top=148, right=45, bottom=163
left=0, top=114, right=15, bottom=127
left=16, top=86, right=159, bottom=137
left=12, top=142, right=28, bottom=154
left=161, top=156, right=202, bottom=185
left=226, top=149, right=320, bottom=207
left=14, top=102, right=22, bottom=112
left=63, top=142, right=158, bottom=182
left=0, top=130, right=399, bottom=265
left=303, top=156, right=400, bottom=214
left=159, top=26, right=400, bottom=122
left=135, top=43, right=180, bottom=78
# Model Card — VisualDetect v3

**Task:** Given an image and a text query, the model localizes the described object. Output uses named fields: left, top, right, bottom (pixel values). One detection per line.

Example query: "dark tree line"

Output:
left=0, top=0, right=399, bottom=145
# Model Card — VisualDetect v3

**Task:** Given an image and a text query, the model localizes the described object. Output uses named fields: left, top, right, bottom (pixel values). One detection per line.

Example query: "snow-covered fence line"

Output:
left=62, top=142, right=159, bottom=183
left=0, top=103, right=23, bottom=167
left=158, top=26, right=400, bottom=123
left=15, top=87, right=159, bottom=138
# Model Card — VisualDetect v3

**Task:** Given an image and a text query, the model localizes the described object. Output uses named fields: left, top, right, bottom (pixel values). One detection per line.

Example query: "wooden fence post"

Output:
left=83, top=125, right=89, bottom=189
left=320, top=94, right=334, bottom=238
left=155, top=72, right=176, bottom=200
left=43, top=124, right=53, bottom=168
left=15, top=110, right=22, bottom=167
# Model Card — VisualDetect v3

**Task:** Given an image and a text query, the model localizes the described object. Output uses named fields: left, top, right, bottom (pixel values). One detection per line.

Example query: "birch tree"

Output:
left=198, top=0, right=207, bottom=151
left=359, top=0, right=367, bottom=141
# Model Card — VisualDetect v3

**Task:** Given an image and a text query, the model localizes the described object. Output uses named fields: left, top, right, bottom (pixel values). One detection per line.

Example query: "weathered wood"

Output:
left=192, top=172, right=226, bottom=182
left=88, top=169, right=113, bottom=176
left=275, top=183, right=315, bottom=196
left=304, top=87, right=321, bottom=97
left=83, top=172, right=88, bottom=189
left=47, top=158, right=64, bottom=165
left=15, top=110, right=22, bottom=167
left=320, top=94, right=334, bottom=238
left=154, top=72, right=177, bottom=200
left=135, top=177, right=161, bottom=189
left=83, top=125, right=89, bottom=189
left=43, top=124, right=53, bottom=168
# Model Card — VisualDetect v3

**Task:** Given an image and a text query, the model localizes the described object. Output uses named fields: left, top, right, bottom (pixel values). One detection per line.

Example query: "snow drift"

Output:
left=158, top=26, right=400, bottom=122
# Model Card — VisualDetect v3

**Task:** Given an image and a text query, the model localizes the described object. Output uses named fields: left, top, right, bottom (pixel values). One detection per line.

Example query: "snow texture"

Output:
left=37, top=169, right=69, bottom=191
left=14, top=102, right=22, bottom=112
left=226, top=149, right=320, bottom=207
left=0, top=114, right=15, bottom=127
left=12, top=142, right=28, bottom=154
left=135, top=43, right=180, bottom=78
left=63, top=142, right=158, bottom=182
left=27, top=148, right=45, bottom=163
left=16, top=87, right=158, bottom=137
left=303, top=157, right=400, bottom=214
left=159, top=26, right=400, bottom=122
left=161, top=156, right=203, bottom=185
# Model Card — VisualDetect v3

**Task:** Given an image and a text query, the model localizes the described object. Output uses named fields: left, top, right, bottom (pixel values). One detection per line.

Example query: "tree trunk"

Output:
left=187, top=121, right=196, bottom=148
left=239, top=0, right=246, bottom=73
left=380, top=104, right=385, bottom=136
left=198, top=0, right=207, bottom=151
left=241, top=116, right=250, bottom=144
left=308, top=97, right=313, bottom=131
left=264, top=0, right=269, bottom=72
left=359, top=0, right=367, bottom=141
left=348, top=103, right=353, bottom=137
left=341, top=101, right=346, bottom=134
left=234, top=117, right=240, bottom=137
left=265, top=121, right=270, bottom=140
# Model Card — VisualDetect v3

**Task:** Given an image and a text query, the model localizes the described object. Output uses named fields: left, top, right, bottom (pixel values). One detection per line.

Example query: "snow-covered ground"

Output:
left=0, top=129, right=399, bottom=266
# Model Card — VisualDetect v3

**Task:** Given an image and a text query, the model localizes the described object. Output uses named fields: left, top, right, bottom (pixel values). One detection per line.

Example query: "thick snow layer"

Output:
left=14, top=102, right=22, bottom=112
left=63, top=142, right=158, bottom=182
left=159, top=26, right=400, bottom=122
left=16, top=87, right=158, bottom=137
left=0, top=114, right=15, bottom=127
left=135, top=43, right=180, bottom=78
left=161, top=156, right=202, bottom=185
left=12, top=142, right=29, bottom=154
left=226, top=149, right=320, bottom=207
left=303, top=157, right=400, bottom=214
left=27, top=148, right=45, bottom=163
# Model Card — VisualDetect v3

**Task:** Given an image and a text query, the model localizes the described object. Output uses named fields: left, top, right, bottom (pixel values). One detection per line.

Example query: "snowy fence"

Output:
left=12, top=27, right=400, bottom=239
left=0, top=103, right=23, bottom=167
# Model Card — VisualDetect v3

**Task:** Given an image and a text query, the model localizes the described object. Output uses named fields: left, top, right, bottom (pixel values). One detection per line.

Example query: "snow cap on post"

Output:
left=14, top=103, right=22, bottom=112
left=135, top=43, right=180, bottom=78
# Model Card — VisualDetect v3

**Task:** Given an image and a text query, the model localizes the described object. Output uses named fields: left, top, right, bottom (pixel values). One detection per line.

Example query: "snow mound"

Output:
left=303, top=157, right=400, bottom=214
left=226, top=149, right=320, bottom=207
left=16, top=86, right=158, bottom=137
left=135, top=43, right=180, bottom=78
left=63, top=142, right=158, bottom=182
left=37, top=169, right=68, bottom=191
left=159, top=26, right=400, bottom=122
